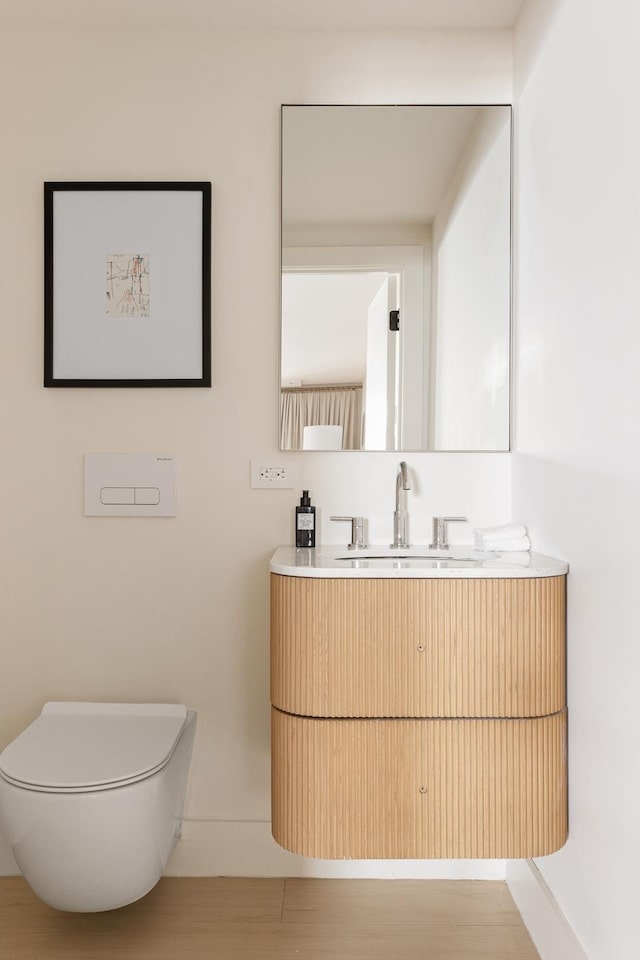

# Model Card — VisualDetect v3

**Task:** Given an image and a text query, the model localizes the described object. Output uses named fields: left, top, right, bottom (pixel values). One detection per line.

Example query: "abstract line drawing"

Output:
left=106, top=254, right=150, bottom=317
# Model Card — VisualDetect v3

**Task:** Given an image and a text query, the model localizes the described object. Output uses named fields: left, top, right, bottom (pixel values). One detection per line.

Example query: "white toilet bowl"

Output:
left=0, top=701, right=197, bottom=912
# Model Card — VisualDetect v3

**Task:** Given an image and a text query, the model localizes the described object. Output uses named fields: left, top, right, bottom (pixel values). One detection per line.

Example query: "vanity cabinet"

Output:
left=270, top=570, right=567, bottom=859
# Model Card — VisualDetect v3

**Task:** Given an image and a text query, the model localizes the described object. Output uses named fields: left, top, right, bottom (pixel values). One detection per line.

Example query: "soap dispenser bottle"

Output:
left=295, top=490, right=316, bottom=548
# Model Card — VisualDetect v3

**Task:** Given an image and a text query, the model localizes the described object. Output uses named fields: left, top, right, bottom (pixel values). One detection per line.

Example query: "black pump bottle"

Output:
left=295, top=490, right=316, bottom=548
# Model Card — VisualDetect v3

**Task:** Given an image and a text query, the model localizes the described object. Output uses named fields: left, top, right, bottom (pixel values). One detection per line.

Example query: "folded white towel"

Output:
left=475, top=535, right=531, bottom=552
left=473, top=522, right=527, bottom=542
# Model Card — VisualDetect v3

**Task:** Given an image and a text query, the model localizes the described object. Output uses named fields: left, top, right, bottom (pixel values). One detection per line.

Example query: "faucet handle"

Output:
left=330, top=516, right=368, bottom=550
left=428, top=516, right=468, bottom=550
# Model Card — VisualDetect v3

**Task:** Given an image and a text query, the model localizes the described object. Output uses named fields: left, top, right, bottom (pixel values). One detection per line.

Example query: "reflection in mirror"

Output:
left=280, top=105, right=511, bottom=452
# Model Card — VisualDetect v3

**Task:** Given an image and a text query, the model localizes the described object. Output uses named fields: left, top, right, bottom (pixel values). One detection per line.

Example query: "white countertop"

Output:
left=270, top=545, right=568, bottom=579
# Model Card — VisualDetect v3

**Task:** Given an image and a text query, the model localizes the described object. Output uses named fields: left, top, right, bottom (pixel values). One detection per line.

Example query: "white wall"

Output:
left=0, top=26, right=512, bottom=877
left=281, top=271, right=382, bottom=384
left=513, top=1, right=640, bottom=957
left=431, top=107, right=511, bottom=450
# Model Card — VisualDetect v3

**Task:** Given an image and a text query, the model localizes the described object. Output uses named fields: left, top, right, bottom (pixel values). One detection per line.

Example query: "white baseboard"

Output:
left=506, top=860, right=589, bottom=960
left=1, top=816, right=505, bottom=881
left=167, top=819, right=506, bottom=879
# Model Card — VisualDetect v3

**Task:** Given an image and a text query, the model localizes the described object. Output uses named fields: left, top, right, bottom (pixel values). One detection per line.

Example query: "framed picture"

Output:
left=44, top=181, right=211, bottom=387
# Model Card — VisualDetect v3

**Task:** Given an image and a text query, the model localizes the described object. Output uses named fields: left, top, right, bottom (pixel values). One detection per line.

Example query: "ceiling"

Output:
left=283, top=105, right=484, bottom=227
left=0, top=0, right=526, bottom=31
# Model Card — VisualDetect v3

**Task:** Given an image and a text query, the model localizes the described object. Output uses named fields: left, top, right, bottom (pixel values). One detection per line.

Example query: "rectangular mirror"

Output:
left=280, top=104, right=511, bottom=452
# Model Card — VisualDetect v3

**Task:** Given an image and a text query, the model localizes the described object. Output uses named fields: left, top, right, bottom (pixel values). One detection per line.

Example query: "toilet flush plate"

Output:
left=84, top=453, right=176, bottom=517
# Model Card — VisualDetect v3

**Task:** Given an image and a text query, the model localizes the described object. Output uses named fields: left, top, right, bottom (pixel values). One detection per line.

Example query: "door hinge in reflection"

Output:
left=389, top=310, right=400, bottom=331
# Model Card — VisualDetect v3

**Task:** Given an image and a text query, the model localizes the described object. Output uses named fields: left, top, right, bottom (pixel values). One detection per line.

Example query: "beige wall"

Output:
left=0, top=27, right=512, bottom=876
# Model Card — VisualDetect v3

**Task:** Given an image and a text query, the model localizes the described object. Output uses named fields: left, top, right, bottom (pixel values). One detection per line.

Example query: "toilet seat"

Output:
left=0, top=702, right=188, bottom=794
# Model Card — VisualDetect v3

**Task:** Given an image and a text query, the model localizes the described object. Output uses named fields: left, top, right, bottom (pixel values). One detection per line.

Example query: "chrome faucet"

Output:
left=330, top=515, right=368, bottom=550
left=429, top=515, right=468, bottom=550
left=391, top=461, right=411, bottom=548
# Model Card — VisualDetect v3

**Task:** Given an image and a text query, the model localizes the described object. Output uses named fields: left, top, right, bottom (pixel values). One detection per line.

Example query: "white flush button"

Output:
left=85, top=454, right=176, bottom=517
left=100, top=487, right=135, bottom=505
left=134, top=487, right=160, bottom=505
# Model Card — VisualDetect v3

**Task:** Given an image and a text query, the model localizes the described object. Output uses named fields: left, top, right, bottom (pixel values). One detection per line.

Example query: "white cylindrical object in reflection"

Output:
left=302, top=425, right=343, bottom=450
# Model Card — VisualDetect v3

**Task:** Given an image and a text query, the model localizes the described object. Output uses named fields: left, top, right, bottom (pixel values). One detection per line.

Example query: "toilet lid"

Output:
left=0, top=702, right=188, bottom=791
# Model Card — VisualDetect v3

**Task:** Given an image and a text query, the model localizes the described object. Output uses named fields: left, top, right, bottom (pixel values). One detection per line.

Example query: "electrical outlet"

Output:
left=250, top=460, right=298, bottom=489
left=260, top=467, right=286, bottom=482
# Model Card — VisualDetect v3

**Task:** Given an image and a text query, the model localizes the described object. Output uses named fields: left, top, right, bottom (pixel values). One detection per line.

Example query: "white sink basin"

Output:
left=334, top=549, right=497, bottom=563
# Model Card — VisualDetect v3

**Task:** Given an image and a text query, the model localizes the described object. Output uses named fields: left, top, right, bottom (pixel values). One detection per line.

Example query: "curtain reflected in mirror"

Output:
left=280, top=385, right=362, bottom=450
left=280, top=105, right=511, bottom=452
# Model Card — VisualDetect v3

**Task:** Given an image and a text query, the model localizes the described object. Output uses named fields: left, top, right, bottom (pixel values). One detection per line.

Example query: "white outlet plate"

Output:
left=250, top=460, right=298, bottom=489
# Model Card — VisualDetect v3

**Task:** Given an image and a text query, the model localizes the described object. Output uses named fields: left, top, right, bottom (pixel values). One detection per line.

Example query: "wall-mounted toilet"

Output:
left=0, top=701, right=197, bottom=912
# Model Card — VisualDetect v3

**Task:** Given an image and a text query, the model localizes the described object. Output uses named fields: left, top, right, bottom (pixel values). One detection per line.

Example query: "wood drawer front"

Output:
left=271, top=574, right=566, bottom=718
left=271, top=707, right=567, bottom=860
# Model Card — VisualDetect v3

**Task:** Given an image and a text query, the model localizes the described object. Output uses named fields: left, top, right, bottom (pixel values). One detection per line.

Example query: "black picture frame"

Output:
left=44, top=181, right=211, bottom=387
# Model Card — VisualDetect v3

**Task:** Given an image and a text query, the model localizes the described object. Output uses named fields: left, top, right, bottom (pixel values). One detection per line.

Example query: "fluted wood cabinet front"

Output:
left=271, top=707, right=567, bottom=859
left=270, top=572, right=568, bottom=859
left=271, top=574, right=566, bottom=718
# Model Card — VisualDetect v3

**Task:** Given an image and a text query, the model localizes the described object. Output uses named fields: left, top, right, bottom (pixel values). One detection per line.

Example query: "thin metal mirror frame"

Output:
left=279, top=103, right=513, bottom=454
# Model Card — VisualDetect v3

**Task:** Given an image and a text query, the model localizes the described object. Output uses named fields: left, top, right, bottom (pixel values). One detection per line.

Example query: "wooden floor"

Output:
left=0, top=877, right=540, bottom=960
